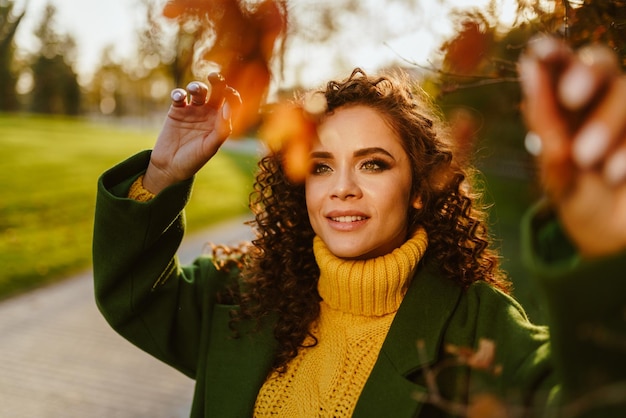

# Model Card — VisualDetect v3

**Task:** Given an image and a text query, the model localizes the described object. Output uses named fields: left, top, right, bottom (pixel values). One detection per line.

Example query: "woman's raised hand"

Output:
left=519, top=36, right=626, bottom=258
left=143, top=73, right=241, bottom=194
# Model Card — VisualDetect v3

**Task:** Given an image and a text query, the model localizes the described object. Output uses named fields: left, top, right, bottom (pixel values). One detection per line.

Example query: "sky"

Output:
left=12, top=0, right=518, bottom=87
left=14, top=0, right=146, bottom=77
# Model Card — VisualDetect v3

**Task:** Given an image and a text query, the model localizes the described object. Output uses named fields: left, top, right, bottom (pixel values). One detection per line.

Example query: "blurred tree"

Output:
left=0, top=0, right=24, bottom=111
left=86, top=1, right=179, bottom=120
left=132, top=0, right=185, bottom=114
left=154, top=2, right=199, bottom=87
left=85, top=46, right=130, bottom=117
left=29, top=3, right=81, bottom=115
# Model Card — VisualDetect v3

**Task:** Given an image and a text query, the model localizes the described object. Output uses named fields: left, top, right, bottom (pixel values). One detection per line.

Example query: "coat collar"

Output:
left=353, top=262, right=463, bottom=417
left=199, top=263, right=462, bottom=417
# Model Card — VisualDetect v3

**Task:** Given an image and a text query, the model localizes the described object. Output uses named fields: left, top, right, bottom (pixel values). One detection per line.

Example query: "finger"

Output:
left=558, top=44, right=619, bottom=111
left=604, top=145, right=626, bottom=185
left=526, top=34, right=572, bottom=63
left=207, top=72, right=227, bottom=108
left=170, top=88, right=187, bottom=107
left=572, top=77, right=626, bottom=169
left=519, top=53, right=573, bottom=196
left=223, top=86, right=242, bottom=114
left=186, top=81, right=209, bottom=105
left=519, top=40, right=571, bottom=160
left=222, top=86, right=244, bottom=136
left=214, top=102, right=233, bottom=141
left=213, top=88, right=241, bottom=141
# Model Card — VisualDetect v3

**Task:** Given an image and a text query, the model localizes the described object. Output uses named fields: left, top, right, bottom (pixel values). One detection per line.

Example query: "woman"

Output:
left=93, top=36, right=626, bottom=417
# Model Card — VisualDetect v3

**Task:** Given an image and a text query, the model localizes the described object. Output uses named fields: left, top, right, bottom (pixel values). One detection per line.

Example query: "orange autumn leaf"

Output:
left=258, top=97, right=325, bottom=183
left=442, top=20, right=494, bottom=75
left=445, top=338, right=501, bottom=374
left=258, top=103, right=304, bottom=150
left=283, top=132, right=312, bottom=184
left=467, top=393, right=509, bottom=418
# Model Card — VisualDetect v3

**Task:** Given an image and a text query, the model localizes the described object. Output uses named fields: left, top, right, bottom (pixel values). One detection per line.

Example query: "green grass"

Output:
left=0, top=113, right=258, bottom=300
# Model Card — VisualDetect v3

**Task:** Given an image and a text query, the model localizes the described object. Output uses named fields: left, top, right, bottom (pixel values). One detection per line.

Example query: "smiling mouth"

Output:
left=330, top=215, right=367, bottom=223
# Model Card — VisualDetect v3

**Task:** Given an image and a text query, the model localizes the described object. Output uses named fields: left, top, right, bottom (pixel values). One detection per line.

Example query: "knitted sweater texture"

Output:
left=254, top=229, right=428, bottom=417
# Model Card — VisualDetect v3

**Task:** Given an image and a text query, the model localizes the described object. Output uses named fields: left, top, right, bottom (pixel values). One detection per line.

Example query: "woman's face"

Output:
left=305, top=105, right=420, bottom=259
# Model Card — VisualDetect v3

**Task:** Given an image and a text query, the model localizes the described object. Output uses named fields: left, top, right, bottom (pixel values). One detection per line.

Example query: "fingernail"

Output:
left=221, top=102, right=231, bottom=120
left=559, top=63, right=595, bottom=110
left=518, top=55, right=539, bottom=98
left=573, top=122, right=610, bottom=168
left=524, top=131, right=542, bottom=156
left=208, top=72, right=226, bottom=85
left=604, top=148, right=626, bottom=185
left=171, top=88, right=186, bottom=107
left=187, top=82, right=200, bottom=93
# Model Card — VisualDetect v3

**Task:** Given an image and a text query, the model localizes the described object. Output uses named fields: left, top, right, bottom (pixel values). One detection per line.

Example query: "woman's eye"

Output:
left=311, top=162, right=332, bottom=175
left=361, top=159, right=389, bottom=172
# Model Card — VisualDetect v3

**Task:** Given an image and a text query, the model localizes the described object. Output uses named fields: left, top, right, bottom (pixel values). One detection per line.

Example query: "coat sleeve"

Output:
left=521, top=201, right=626, bottom=417
left=92, top=151, right=236, bottom=379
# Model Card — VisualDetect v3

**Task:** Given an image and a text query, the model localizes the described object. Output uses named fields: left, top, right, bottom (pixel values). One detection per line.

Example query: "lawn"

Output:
left=0, top=113, right=258, bottom=300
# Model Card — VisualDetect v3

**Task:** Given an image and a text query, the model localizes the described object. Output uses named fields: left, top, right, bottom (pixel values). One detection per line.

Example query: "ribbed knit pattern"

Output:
left=127, top=175, right=155, bottom=202
left=253, top=228, right=428, bottom=417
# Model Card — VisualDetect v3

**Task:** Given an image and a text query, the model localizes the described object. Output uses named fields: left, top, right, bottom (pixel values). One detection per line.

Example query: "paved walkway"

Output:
left=0, top=217, right=253, bottom=418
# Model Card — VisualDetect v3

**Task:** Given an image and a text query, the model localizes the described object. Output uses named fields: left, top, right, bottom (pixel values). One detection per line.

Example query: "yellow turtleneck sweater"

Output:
left=254, top=229, right=428, bottom=417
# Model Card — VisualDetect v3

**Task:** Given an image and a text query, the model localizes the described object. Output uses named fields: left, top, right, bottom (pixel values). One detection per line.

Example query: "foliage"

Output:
left=432, top=0, right=626, bottom=171
left=437, top=1, right=626, bottom=104
left=0, top=0, right=24, bottom=111
left=530, top=0, right=626, bottom=68
left=28, top=3, right=81, bottom=115
left=0, top=114, right=257, bottom=300
left=433, top=1, right=626, bottom=176
left=83, top=3, right=181, bottom=118
left=84, top=45, right=173, bottom=118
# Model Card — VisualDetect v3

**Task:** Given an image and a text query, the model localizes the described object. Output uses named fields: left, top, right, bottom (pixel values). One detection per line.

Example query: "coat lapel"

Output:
left=353, top=263, right=463, bottom=417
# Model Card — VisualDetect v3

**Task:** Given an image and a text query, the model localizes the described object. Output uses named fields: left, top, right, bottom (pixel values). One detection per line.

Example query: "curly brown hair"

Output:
left=233, top=68, right=509, bottom=373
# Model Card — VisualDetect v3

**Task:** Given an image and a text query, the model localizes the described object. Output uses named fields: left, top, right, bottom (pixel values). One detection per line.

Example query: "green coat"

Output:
left=93, top=151, right=626, bottom=417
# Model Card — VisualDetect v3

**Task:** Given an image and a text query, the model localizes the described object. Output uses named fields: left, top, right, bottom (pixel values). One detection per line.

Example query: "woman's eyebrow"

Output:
left=353, top=147, right=395, bottom=160
left=309, top=151, right=333, bottom=159
left=309, top=147, right=395, bottom=160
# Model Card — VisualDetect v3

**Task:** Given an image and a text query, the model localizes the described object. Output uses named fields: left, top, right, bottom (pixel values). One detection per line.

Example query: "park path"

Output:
left=0, top=216, right=253, bottom=418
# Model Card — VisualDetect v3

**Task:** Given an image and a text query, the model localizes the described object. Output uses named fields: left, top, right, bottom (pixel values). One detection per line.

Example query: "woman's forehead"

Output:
left=315, top=106, right=405, bottom=152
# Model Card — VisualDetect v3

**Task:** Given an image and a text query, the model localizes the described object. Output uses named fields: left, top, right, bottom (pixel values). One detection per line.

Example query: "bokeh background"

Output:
left=2, top=0, right=626, bottom=325
left=2, top=1, right=626, bottom=416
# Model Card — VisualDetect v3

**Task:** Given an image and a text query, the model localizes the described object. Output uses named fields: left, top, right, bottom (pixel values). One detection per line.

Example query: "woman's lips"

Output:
left=326, top=213, right=369, bottom=231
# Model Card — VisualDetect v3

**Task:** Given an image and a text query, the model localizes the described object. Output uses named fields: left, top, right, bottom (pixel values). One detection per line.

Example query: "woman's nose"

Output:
left=330, top=170, right=362, bottom=200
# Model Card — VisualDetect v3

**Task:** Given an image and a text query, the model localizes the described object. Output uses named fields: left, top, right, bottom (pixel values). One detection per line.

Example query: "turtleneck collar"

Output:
left=313, top=228, right=428, bottom=317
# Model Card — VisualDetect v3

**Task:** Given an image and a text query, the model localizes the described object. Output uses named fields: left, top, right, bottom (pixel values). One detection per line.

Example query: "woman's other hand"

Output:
left=143, top=73, right=242, bottom=194
left=519, top=36, right=626, bottom=258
